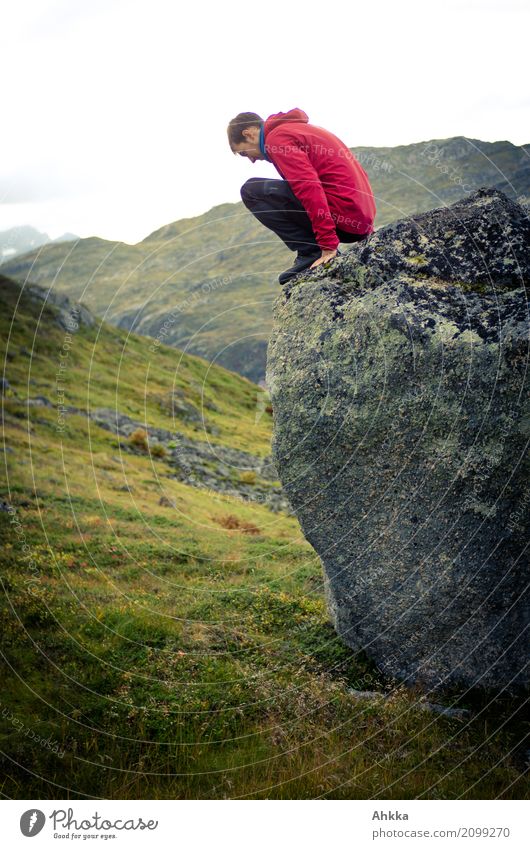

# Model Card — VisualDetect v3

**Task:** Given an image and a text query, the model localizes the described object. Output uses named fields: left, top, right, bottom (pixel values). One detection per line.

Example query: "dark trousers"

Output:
left=240, top=176, right=369, bottom=256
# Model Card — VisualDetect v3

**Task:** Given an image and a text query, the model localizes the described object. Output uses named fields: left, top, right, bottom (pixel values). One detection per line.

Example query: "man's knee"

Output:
left=240, top=177, right=266, bottom=207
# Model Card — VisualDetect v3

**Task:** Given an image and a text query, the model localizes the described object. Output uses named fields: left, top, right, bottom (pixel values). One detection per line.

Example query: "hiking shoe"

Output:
left=278, top=251, right=321, bottom=285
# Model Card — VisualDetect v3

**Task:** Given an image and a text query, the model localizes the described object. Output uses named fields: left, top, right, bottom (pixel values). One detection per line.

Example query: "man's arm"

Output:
left=268, top=136, right=339, bottom=252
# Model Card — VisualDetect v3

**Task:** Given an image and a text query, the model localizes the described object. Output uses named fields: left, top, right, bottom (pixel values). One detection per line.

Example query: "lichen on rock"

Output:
left=266, top=187, right=529, bottom=695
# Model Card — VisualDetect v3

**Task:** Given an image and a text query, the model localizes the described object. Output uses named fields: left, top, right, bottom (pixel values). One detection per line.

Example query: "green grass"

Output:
left=0, top=275, right=528, bottom=799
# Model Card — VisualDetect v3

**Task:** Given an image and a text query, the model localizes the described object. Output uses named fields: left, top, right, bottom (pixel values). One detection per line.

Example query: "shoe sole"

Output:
left=278, top=253, right=325, bottom=285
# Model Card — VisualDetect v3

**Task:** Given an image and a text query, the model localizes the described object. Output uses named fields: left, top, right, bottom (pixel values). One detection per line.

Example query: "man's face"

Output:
left=232, top=126, right=265, bottom=163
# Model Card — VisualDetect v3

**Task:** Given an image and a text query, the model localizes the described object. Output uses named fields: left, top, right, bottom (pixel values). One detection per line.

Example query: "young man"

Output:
left=227, top=108, right=376, bottom=284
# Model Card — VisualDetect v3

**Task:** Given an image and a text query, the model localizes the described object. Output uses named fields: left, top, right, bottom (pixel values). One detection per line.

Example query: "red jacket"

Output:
left=263, top=108, right=376, bottom=251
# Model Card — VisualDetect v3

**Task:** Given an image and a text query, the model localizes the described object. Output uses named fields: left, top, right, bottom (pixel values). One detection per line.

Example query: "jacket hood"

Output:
left=264, top=108, right=309, bottom=135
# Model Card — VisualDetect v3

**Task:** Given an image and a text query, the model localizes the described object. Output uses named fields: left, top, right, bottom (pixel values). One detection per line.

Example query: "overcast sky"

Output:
left=1, top=0, right=528, bottom=244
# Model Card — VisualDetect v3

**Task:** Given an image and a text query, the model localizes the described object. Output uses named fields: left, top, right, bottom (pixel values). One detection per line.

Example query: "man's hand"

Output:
left=310, top=249, right=337, bottom=269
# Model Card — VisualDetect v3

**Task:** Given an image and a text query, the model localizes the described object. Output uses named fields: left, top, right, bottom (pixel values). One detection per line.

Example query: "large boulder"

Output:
left=266, top=187, right=529, bottom=695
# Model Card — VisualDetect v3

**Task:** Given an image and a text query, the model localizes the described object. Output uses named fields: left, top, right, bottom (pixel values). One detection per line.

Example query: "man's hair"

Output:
left=227, top=112, right=264, bottom=151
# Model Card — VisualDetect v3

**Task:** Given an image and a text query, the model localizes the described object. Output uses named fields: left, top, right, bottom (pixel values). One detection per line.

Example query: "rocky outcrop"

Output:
left=266, top=188, right=529, bottom=695
left=24, top=282, right=96, bottom=331
left=7, top=393, right=288, bottom=510
left=156, top=388, right=221, bottom=435
left=86, top=406, right=287, bottom=512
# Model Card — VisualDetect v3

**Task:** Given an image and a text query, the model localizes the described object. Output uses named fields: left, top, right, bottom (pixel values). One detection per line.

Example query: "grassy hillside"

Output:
left=0, top=273, right=272, bottom=455
left=1, top=273, right=528, bottom=799
left=355, top=135, right=530, bottom=222
left=3, top=136, right=529, bottom=384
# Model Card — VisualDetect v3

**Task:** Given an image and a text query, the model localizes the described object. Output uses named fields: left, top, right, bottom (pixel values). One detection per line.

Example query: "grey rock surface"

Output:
left=347, top=689, right=472, bottom=719
left=266, top=187, right=529, bottom=695
left=422, top=702, right=471, bottom=720
left=26, top=395, right=53, bottom=407
left=25, top=283, right=96, bottom=330
left=157, top=388, right=220, bottom=434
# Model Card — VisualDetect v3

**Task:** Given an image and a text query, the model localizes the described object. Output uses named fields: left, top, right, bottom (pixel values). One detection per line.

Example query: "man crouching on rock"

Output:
left=227, top=108, right=377, bottom=284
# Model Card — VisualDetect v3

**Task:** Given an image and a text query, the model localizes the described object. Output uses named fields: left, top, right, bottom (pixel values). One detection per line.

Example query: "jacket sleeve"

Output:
left=268, top=133, right=339, bottom=251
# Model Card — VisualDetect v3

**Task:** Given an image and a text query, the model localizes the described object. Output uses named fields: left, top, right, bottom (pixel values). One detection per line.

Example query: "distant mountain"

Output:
left=2, top=136, right=529, bottom=382
left=0, top=225, right=79, bottom=264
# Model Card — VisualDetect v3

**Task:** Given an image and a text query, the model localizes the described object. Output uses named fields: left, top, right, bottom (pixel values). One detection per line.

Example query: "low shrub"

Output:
left=128, top=428, right=149, bottom=452
left=214, top=514, right=260, bottom=535
left=239, top=470, right=256, bottom=485
left=150, top=443, right=167, bottom=458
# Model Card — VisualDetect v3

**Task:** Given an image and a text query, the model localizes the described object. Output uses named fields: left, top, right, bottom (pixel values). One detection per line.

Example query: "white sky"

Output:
left=0, top=0, right=528, bottom=243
